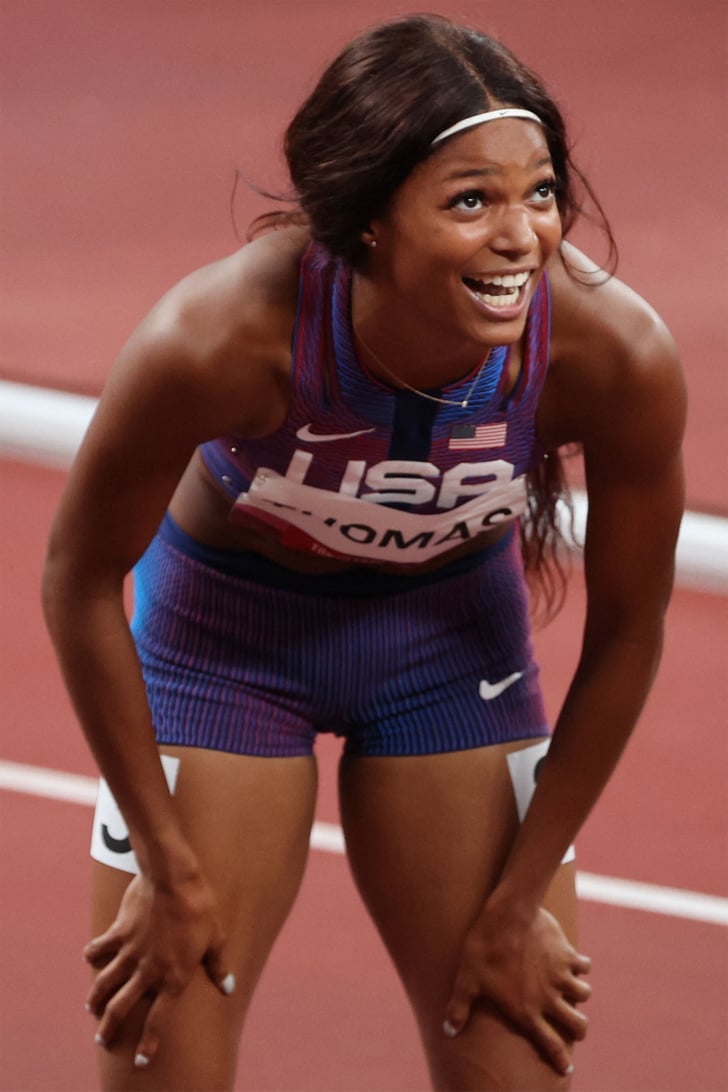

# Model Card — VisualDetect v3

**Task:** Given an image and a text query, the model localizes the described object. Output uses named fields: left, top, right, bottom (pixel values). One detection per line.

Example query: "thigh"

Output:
left=338, top=740, right=579, bottom=1092
left=91, top=745, right=317, bottom=1091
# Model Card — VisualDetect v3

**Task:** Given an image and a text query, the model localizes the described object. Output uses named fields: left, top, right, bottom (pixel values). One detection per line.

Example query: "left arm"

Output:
left=495, top=307, right=686, bottom=908
left=445, top=272, right=687, bottom=1072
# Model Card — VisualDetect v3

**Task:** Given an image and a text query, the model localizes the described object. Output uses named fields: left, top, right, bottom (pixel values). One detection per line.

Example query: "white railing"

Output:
left=2, top=379, right=726, bottom=595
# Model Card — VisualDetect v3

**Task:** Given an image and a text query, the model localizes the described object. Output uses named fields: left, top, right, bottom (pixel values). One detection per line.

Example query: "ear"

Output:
left=360, top=226, right=378, bottom=249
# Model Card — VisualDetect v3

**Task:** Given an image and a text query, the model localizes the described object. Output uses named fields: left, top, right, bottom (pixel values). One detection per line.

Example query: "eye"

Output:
left=450, top=189, right=487, bottom=212
left=531, top=178, right=558, bottom=204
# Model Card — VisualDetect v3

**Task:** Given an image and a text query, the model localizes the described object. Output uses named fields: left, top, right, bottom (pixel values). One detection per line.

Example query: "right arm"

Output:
left=42, top=235, right=301, bottom=1062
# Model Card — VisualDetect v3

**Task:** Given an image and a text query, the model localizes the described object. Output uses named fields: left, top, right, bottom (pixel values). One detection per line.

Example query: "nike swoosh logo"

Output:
left=296, top=423, right=376, bottom=443
left=479, top=671, right=523, bottom=701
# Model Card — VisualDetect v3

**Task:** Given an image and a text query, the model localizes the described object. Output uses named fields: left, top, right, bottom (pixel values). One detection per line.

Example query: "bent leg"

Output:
left=339, top=741, right=580, bottom=1092
left=91, top=745, right=317, bottom=1091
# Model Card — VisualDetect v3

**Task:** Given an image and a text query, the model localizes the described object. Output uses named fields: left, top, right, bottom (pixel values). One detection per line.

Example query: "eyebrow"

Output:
left=443, top=155, right=554, bottom=181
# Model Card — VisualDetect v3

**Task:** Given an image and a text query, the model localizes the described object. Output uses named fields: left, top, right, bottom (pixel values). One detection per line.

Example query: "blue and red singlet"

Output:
left=200, top=242, right=550, bottom=567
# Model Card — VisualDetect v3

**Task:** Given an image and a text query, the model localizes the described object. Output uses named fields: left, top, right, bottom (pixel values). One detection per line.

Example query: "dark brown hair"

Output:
left=251, top=14, right=612, bottom=617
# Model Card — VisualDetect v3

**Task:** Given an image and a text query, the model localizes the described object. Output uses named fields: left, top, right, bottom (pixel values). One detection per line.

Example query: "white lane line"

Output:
left=0, top=759, right=98, bottom=806
left=2, top=759, right=726, bottom=926
left=575, top=872, right=728, bottom=926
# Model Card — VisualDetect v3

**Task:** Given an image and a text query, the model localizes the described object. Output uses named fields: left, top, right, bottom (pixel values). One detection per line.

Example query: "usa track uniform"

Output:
left=201, top=243, right=550, bottom=565
left=131, top=243, right=553, bottom=757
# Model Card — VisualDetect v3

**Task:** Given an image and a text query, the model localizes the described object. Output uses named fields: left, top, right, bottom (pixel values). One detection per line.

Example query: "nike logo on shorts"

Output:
left=479, top=671, right=523, bottom=701
left=296, top=423, right=376, bottom=443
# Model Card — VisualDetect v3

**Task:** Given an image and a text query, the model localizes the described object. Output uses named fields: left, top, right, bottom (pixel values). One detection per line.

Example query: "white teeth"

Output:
left=480, top=288, right=520, bottom=306
left=463, top=270, right=531, bottom=308
left=485, top=271, right=530, bottom=288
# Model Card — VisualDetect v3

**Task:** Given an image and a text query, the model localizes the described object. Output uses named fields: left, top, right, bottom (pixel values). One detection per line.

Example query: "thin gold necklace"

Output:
left=354, top=325, right=492, bottom=409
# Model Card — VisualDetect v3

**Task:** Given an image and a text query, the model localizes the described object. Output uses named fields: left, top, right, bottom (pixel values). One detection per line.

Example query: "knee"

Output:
left=422, top=1008, right=574, bottom=1092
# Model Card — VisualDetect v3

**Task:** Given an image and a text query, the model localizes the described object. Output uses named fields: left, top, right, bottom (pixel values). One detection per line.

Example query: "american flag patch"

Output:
left=448, top=422, right=507, bottom=450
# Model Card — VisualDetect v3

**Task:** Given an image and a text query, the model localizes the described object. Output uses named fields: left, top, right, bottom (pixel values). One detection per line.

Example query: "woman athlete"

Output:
left=43, top=14, right=686, bottom=1092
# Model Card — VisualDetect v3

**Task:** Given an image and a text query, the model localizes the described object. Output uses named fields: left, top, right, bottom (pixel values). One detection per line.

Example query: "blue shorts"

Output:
left=131, top=515, right=549, bottom=757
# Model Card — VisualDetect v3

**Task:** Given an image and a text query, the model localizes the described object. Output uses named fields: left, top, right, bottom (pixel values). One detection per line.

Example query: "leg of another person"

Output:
left=339, top=740, right=580, bottom=1092
left=91, top=744, right=318, bottom=1092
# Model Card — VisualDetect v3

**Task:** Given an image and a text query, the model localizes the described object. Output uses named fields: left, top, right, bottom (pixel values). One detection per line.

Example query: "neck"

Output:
left=354, top=324, right=490, bottom=399
left=350, top=272, right=485, bottom=390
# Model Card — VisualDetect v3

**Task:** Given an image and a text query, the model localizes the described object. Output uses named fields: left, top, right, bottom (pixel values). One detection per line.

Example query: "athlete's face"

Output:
left=367, top=119, right=563, bottom=357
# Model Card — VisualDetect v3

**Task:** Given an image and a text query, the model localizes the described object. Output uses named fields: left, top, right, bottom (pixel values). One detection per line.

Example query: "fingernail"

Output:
left=443, top=1020, right=459, bottom=1038
left=95, top=1033, right=106, bottom=1048
left=134, top=1054, right=150, bottom=1069
left=221, top=972, right=236, bottom=995
left=565, top=1064, right=575, bottom=1076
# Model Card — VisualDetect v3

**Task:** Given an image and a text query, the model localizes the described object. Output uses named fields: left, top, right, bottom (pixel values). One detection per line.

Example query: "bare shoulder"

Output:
left=49, top=228, right=311, bottom=569
left=108, top=226, right=310, bottom=438
left=139, top=225, right=308, bottom=370
left=539, top=242, right=687, bottom=469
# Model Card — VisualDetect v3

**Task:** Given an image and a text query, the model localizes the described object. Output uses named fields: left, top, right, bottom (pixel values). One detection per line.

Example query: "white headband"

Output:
left=431, top=108, right=543, bottom=147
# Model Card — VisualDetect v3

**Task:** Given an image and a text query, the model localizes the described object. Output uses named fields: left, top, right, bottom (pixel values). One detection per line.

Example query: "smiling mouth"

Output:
left=462, top=271, right=531, bottom=308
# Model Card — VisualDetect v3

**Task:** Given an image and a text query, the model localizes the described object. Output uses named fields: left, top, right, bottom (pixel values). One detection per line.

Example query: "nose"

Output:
left=489, top=205, right=538, bottom=257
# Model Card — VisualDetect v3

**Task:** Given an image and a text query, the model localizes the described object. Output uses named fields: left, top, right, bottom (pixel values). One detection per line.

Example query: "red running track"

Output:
left=1, top=3, right=727, bottom=1090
